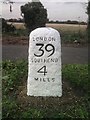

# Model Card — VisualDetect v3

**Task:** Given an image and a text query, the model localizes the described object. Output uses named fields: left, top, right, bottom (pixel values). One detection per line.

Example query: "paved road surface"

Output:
left=2, top=45, right=88, bottom=64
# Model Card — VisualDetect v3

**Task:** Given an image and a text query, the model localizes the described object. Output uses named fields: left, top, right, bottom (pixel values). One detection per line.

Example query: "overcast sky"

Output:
left=0, top=0, right=88, bottom=22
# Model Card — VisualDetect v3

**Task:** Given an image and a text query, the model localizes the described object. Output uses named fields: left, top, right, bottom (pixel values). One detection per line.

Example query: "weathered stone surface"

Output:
left=27, top=27, right=62, bottom=97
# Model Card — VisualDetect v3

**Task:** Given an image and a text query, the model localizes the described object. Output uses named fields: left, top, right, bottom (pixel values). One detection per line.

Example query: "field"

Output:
left=7, top=22, right=26, bottom=30
left=4, top=22, right=87, bottom=45
left=47, top=23, right=87, bottom=33
left=8, top=22, right=87, bottom=32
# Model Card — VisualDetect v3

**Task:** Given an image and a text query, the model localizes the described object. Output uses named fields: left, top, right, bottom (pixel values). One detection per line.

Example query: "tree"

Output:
left=21, top=1, right=47, bottom=32
left=2, top=18, right=16, bottom=33
left=87, top=1, right=90, bottom=40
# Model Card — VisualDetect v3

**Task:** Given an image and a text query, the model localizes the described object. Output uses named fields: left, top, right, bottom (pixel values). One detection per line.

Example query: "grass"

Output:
left=20, top=104, right=89, bottom=118
left=22, top=108, right=44, bottom=118
left=2, top=29, right=29, bottom=37
left=2, top=60, right=28, bottom=118
left=62, top=64, right=89, bottom=96
left=2, top=60, right=89, bottom=119
left=2, top=60, right=27, bottom=94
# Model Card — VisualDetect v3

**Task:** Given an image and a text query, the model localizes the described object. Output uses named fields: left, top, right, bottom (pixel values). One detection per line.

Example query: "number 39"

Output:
left=34, top=43, right=55, bottom=57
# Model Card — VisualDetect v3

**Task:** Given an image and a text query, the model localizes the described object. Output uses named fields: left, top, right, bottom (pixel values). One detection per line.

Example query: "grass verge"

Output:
left=62, top=64, right=89, bottom=96
left=2, top=60, right=89, bottom=119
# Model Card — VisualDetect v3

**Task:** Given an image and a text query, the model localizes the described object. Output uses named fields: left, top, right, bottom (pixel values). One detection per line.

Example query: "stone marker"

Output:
left=27, top=27, right=62, bottom=97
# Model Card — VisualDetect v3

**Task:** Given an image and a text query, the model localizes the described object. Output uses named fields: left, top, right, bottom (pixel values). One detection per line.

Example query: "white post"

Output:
left=27, top=27, right=62, bottom=97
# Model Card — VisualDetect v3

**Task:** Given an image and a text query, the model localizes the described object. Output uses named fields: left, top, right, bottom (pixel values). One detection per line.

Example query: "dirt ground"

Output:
left=16, top=78, right=83, bottom=110
left=2, top=36, right=29, bottom=45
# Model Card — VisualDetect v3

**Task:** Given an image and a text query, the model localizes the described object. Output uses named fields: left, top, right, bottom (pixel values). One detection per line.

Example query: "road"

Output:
left=2, top=45, right=88, bottom=64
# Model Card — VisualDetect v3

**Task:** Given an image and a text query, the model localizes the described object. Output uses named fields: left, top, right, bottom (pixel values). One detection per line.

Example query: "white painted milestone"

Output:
left=27, top=27, right=62, bottom=97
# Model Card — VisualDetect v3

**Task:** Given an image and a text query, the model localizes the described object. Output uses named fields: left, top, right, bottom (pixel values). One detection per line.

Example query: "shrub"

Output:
left=2, top=18, right=16, bottom=33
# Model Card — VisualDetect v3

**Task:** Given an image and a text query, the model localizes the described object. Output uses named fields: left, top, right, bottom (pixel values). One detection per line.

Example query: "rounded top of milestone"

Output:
left=29, top=27, right=60, bottom=37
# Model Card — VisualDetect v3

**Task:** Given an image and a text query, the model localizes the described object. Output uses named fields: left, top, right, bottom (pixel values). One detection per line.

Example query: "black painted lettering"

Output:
left=51, top=58, right=55, bottom=62
left=48, top=37, right=51, bottom=41
left=43, top=78, right=46, bottom=82
left=32, top=37, right=35, bottom=41
left=44, top=37, right=47, bottom=41
left=52, top=78, right=55, bottom=82
left=31, top=58, right=33, bottom=62
left=36, top=37, right=39, bottom=41
left=55, top=58, right=58, bottom=62
left=47, top=78, right=50, bottom=82
left=34, top=78, right=38, bottom=81
left=39, top=37, right=43, bottom=41
left=40, top=78, right=42, bottom=81
left=52, top=37, right=55, bottom=41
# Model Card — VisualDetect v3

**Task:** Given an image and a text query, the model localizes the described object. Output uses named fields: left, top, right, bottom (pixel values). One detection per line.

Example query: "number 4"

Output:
left=37, top=66, right=47, bottom=76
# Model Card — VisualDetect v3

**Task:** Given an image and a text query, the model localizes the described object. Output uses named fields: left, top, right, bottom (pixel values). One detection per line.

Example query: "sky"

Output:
left=0, top=0, right=88, bottom=22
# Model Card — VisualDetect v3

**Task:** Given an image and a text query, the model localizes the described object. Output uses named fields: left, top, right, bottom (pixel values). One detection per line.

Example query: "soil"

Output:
left=2, top=36, right=29, bottom=45
left=15, top=78, right=83, bottom=111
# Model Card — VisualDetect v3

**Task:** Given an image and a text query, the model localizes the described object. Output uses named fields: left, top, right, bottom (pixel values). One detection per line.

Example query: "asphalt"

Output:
left=2, top=45, right=88, bottom=64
